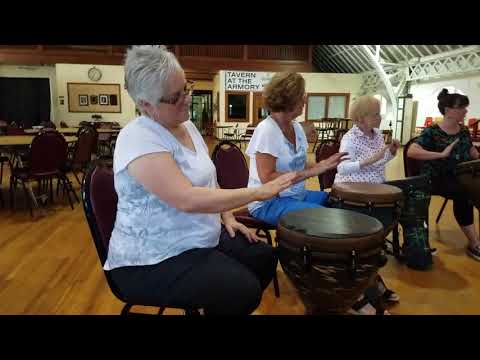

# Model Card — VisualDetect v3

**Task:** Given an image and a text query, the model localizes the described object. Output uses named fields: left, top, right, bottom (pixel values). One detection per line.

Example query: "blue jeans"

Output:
left=251, top=190, right=329, bottom=226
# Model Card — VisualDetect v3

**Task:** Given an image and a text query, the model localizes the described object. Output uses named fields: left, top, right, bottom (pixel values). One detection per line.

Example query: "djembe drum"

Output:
left=276, top=208, right=385, bottom=315
left=456, top=159, right=480, bottom=209
left=329, top=183, right=404, bottom=236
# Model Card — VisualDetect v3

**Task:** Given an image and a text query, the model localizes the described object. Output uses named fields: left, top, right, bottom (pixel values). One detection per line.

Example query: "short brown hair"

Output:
left=263, top=72, right=305, bottom=113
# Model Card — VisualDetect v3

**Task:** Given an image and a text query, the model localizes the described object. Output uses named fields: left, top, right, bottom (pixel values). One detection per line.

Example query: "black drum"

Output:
left=456, top=159, right=480, bottom=209
left=276, top=208, right=385, bottom=315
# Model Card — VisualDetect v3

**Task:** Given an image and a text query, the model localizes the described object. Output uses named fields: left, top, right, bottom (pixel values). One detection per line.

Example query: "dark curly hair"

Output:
left=263, top=72, right=305, bottom=113
left=437, top=88, right=469, bottom=115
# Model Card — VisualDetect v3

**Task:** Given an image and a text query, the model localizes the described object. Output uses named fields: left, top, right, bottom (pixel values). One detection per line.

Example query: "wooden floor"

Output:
left=1, top=138, right=480, bottom=315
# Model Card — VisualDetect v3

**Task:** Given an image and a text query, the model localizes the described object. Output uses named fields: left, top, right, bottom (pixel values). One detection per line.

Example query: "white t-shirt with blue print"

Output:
left=246, top=116, right=308, bottom=213
left=103, top=116, right=221, bottom=271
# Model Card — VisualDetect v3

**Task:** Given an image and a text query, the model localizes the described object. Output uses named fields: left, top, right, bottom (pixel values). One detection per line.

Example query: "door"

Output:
left=253, top=92, right=269, bottom=126
left=190, top=90, right=212, bottom=135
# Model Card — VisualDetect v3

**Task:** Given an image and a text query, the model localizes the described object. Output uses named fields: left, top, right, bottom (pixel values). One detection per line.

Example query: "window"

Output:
left=373, top=94, right=387, bottom=116
left=305, top=93, right=350, bottom=121
left=225, top=92, right=249, bottom=122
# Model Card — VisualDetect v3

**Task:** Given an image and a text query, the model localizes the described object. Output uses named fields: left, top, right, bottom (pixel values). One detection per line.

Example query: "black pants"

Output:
left=109, top=226, right=278, bottom=315
left=431, top=179, right=473, bottom=227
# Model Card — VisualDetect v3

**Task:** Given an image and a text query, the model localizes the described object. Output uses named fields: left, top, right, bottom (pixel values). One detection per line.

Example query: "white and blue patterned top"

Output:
left=246, top=116, right=308, bottom=213
left=103, top=116, right=221, bottom=271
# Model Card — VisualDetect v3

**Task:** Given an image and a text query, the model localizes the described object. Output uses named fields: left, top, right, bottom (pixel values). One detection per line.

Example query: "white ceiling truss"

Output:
left=313, top=45, right=479, bottom=139
left=314, top=44, right=479, bottom=104
left=407, top=46, right=480, bottom=81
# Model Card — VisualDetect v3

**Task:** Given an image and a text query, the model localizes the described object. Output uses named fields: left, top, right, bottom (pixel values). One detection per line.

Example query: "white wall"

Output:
left=0, top=64, right=57, bottom=122
left=218, top=70, right=363, bottom=131
left=302, top=72, right=363, bottom=122
left=55, top=63, right=136, bottom=127
left=409, top=73, right=480, bottom=126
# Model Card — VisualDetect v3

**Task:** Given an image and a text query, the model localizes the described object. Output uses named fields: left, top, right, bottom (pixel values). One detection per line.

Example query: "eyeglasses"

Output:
left=158, top=80, right=195, bottom=105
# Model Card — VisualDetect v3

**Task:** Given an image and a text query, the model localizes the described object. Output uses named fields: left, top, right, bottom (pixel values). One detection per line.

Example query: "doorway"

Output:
left=190, top=90, right=212, bottom=135
left=253, top=92, right=269, bottom=126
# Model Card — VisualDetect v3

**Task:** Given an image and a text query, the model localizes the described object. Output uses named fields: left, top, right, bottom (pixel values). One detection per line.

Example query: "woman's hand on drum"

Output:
left=315, top=152, right=349, bottom=175
left=256, top=172, right=297, bottom=201
left=441, top=138, right=460, bottom=158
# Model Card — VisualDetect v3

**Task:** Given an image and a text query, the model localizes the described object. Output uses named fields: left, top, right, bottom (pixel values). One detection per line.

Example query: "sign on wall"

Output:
left=225, top=71, right=273, bottom=92
left=67, top=82, right=121, bottom=113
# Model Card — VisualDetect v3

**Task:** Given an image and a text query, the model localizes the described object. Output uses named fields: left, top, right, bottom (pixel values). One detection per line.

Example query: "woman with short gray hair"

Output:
left=106, top=45, right=295, bottom=315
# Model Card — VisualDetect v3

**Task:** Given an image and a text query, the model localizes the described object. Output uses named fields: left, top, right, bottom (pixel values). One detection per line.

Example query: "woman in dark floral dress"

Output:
left=408, top=88, right=480, bottom=261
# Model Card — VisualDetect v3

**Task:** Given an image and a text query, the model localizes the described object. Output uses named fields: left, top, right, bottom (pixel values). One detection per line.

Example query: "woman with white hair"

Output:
left=105, top=45, right=295, bottom=315
left=334, top=95, right=401, bottom=315
left=334, top=95, right=400, bottom=184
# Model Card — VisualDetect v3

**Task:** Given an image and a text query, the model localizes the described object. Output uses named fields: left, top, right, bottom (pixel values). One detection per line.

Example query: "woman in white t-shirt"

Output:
left=106, top=46, right=296, bottom=315
left=246, top=72, right=347, bottom=226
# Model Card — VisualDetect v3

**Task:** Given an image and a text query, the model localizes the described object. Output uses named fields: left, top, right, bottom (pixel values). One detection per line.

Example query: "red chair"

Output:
left=81, top=165, right=200, bottom=316
left=63, top=126, right=98, bottom=185
left=424, top=117, right=433, bottom=128
left=211, top=140, right=280, bottom=298
left=315, top=140, right=340, bottom=190
left=468, top=118, right=479, bottom=141
left=9, top=131, right=75, bottom=216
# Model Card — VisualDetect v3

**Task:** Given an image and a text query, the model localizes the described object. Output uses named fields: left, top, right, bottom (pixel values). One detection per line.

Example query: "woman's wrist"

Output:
left=298, top=168, right=314, bottom=181
left=221, top=210, right=234, bottom=221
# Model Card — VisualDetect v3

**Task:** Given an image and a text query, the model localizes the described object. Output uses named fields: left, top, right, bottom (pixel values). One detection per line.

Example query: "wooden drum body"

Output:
left=277, top=208, right=385, bottom=315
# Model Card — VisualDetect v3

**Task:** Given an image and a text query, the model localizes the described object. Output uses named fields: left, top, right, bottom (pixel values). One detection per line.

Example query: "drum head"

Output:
left=331, top=182, right=403, bottom=204
left=456, top=159, right=480, bottom=208
left=277, top=208, right=384, bottom=252
left=456, top=159, right=480, bottom=176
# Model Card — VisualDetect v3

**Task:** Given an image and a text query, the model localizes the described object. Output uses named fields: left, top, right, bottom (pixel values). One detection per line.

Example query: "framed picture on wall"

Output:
left=79, top=94, right=89, bottom=106
left=99, top=94, right=109, bottom=105
left=67, top=83, right=121, bottom=113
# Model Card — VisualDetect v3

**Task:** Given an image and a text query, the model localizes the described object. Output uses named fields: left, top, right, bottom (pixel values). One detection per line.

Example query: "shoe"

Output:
left=349, top=296, right=390, bottom=315
left=382, top=289, right=400, bottom=303
left=429, top=248, right=438, bottom=256
left=376, top=275, right=400, bottom=303
left=467, top=245, right=480, bottom=261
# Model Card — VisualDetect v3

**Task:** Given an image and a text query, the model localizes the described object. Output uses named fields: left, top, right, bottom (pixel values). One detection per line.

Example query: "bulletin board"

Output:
left=67, top=82, right=122, bottom=113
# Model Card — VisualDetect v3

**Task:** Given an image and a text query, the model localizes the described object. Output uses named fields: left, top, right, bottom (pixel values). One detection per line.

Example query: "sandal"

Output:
left=376, top=275, right=400, bottom=303
left=349, top=295, right=390, bottom=315
left=382, top=289, right=400, bottom=303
